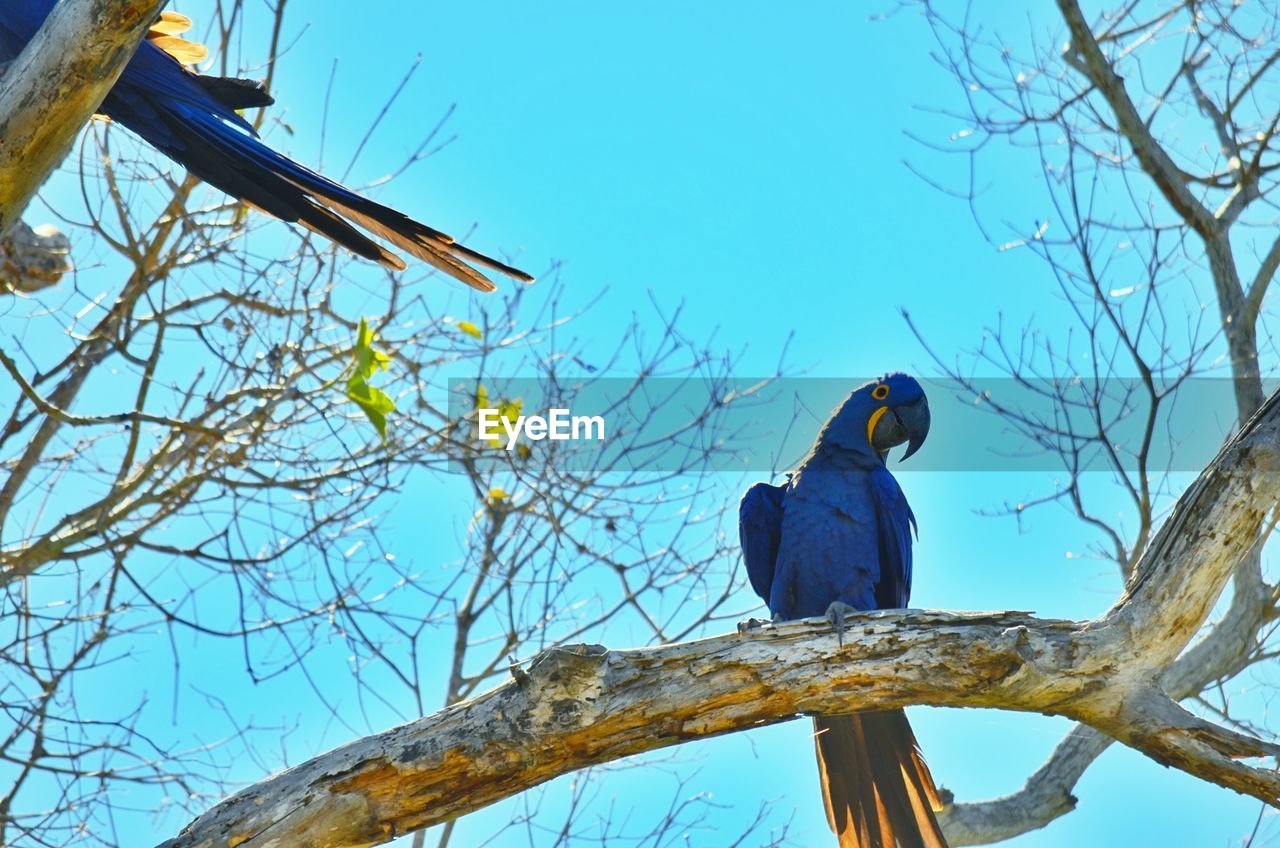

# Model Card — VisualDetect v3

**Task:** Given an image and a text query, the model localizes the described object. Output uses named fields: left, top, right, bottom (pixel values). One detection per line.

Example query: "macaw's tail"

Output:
left=813, top=711, right=948, bottom=848
left=109, top=75, right=533, bottom=292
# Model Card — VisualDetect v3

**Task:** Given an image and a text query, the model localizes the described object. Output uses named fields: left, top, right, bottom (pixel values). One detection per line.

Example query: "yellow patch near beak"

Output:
left=866, top=406, right=888, bottom=449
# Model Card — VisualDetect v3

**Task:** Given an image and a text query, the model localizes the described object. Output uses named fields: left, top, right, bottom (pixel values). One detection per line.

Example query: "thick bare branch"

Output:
left=940, top=545, right=1273, bottom=845
left=1244, top=234, right=1280, bottom=324
left=914, top=4, right=1279, bottom=837
left=0, top=0, right=164, bottom=235
left=1055, top=0, right=1218, bottom=238
left=937, top=724, right=1105, bottom=846
left=158, top=388, right=1280, bottom=848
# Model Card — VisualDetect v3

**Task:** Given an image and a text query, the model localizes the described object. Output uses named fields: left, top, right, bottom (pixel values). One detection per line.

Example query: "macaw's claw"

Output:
left=825, top=601, right=861, bottom=647
left=737, top=616, right=774, bottom=634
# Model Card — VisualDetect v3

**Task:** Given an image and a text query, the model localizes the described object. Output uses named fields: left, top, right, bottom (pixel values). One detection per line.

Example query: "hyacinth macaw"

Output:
left=0, top=4, right=533, bottom=291
left=739, top=373, right=945, bottom=848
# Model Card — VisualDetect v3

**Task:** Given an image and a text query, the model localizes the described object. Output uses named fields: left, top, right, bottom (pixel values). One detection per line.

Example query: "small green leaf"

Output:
left=351, top=318, right=392, bottom=383
left=345, top=318, right=396, bottom=440
left=346, top=380, right=396, bottom=440
left=456, top=320, right=483, bottom=340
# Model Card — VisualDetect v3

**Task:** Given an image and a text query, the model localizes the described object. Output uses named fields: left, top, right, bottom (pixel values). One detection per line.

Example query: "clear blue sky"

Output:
left=34, top=1, right=1271, bottom=845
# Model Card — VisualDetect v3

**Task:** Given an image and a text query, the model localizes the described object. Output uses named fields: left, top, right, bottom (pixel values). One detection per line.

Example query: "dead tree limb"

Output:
left=156, top=389, right=1280, bottom=848
left=0, top=0, right=163, bottom=235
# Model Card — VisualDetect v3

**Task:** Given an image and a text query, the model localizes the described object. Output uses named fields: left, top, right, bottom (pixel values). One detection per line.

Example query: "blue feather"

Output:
left=739, top=481, right=786, bottom=605
left=869, top=464, right=917, bottom=608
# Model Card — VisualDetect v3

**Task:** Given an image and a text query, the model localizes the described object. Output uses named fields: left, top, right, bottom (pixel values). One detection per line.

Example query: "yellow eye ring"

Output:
left=872, top=384, right=889, bottom=400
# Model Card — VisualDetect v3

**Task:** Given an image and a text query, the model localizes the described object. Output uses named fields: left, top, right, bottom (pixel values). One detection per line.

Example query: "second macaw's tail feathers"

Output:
left=137, top=103, right=533, bottom=291
left=814, top=711, right=948, bottom=848
left=308, top=193, right=535, bottom=291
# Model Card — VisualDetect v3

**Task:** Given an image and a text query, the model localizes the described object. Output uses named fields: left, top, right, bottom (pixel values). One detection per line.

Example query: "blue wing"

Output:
left=869, top=466, right=917, bottom=609
left=739, top=481, right=787, bottom=604
left=0, top=1, right=531, bottom=288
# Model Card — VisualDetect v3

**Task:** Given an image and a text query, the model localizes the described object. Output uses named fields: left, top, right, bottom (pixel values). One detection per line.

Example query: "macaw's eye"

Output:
left=872, top=384, right=889, bottom=401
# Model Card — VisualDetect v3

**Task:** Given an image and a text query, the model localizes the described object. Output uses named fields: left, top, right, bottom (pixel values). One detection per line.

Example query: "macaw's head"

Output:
left=817, top=372, right=931, bottom=463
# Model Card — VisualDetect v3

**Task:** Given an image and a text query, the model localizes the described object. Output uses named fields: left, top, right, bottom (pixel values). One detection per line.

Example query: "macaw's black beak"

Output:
left=870, top=395, right=931, bottom=461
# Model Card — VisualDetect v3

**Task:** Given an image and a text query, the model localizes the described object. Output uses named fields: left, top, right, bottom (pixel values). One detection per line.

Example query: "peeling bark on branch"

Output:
left=0, top=0, right=164, bottom=235
left=940, top=550, right=1274, bottom=845
left=159, top=390, right=1280, bottom=848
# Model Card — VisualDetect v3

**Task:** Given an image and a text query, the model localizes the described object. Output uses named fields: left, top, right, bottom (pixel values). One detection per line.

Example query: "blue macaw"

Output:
left=0, top=3, right=533, bottom=291
left=739, top=373, right=945, bottom=848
